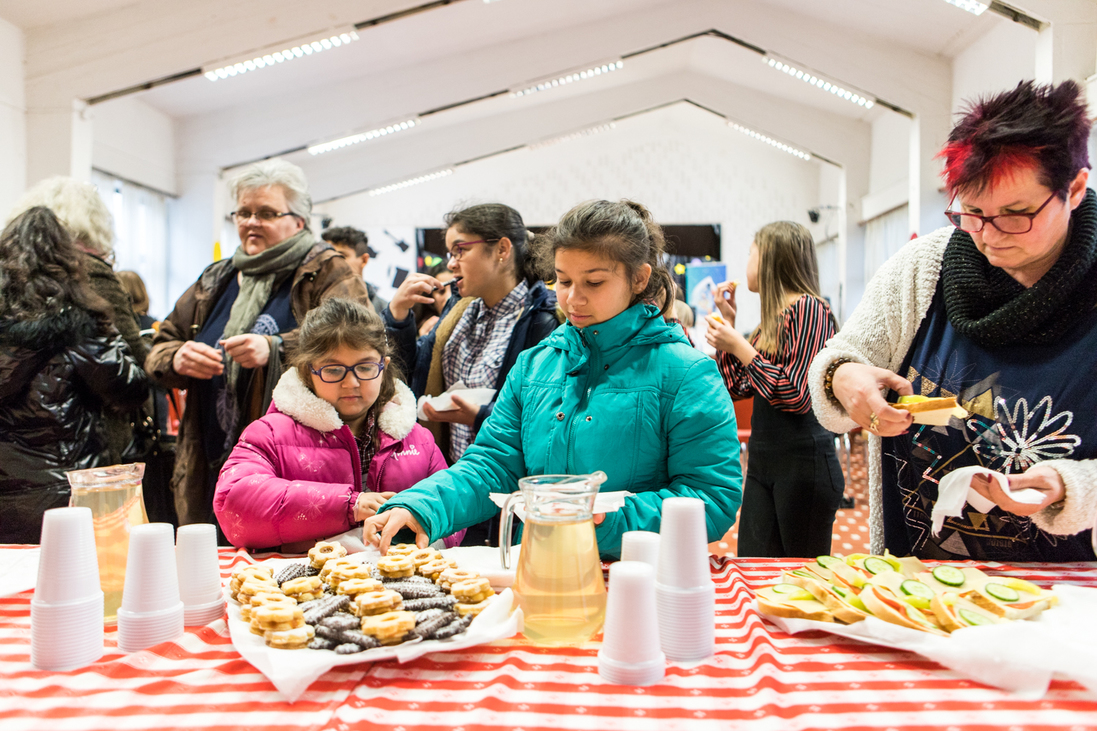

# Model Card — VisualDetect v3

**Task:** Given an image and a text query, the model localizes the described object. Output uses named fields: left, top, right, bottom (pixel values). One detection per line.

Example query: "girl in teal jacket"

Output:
left=364, top=200, right=743, bottom=557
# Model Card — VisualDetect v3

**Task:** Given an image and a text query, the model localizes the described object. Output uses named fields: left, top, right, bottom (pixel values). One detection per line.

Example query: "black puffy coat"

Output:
left=0, top=307, right=149, bottom=543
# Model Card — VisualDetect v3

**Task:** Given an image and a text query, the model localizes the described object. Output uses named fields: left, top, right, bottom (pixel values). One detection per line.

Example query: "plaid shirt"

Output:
left=442, top=280, right=529, bottom=462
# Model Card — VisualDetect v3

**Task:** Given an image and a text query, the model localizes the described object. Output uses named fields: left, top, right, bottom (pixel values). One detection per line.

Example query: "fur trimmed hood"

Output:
left=0, top=306, right=101, bottom=351
left=270, top=368, right=418, bottom=439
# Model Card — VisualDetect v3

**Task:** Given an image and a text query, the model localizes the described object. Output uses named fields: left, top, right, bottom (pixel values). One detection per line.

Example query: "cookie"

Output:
left=376, top=556, right=415, bottom=579
left=252, top=604, right=304, bottom=629
left=451, top=577, right=494, bottom=604
left=407, top=548, right=441, bottom=567
left=352, top=589, right=403, bottom=617
left=308, top=637, right=339, bottom=651
left=238, top=578, right=282, bottom=605
left=336, top=578, right=384, bottom=597
left=334, top=643, right=365, bottom=655
left=431, top=614, right=473, bottom=640
left=242, top=591, right=296, bottom=621
left=456, top=598, right=493, bottom=617
left=319, top=613, right=360, bottom=632
left=301, top=593, right=351, bottom=626
left=338, top=629, right=381, bottom=650
left=319, top=557, right=357, bottom=582
left=282, top=575, right=323, bottom=602
left=308, top=541, right=348, bottom=569
left=360, top=610, right=417, bottom=644
left=230, top=565, right=275, bottom=597
left=327, top=563, right=374, bottom=588
left=386, top=544, right=417, bottom=558
left=438, top=568, right=479, bottom=590
left=383, top=581, right=445, bottom=599
left=418, top=558, right=457, bottom=581
left=273, top=562, right=320, bottom=586
left=410, top=610, right=457, bottom=640
left=401, top=595, right=458, bottom=612
left=264, top=625, right=315, bottom=649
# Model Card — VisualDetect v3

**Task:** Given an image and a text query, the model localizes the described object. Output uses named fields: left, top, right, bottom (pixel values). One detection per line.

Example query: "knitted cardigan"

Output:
left=808, top=226, right=1097, bottom=553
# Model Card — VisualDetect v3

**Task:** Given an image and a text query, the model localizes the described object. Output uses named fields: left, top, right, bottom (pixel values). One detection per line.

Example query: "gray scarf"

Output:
left=223, top=229, right=314, bottom=389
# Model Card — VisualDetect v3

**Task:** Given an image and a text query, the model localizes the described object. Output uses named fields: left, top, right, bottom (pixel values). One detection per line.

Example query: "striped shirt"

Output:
left=442, top=280, right=529, bottom=462
left=715, top=295, right=836, bottom=414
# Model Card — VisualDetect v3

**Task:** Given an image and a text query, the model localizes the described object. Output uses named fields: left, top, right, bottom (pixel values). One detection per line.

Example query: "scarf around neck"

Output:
left=941, top=187, right=1097, bottom=348
left=222, top=229, right=314, bottom=389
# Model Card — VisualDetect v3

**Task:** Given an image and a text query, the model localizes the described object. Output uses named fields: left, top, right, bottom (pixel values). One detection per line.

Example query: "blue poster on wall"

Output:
left=685, top=263, right=727, bottom=317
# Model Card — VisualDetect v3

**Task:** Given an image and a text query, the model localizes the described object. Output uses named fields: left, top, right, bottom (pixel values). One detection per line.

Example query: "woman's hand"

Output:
left=362, top=507, right=429, bottom=554
left=172, top=340, right=224, bottom=379
left=830, top=362, right=914, bottom=437
left=970, top=466, right=1065, bottom=516
left=704, top=313, right=752, bottom=357
left=353, top=491, right=397, bottom=522
left=389, top=273, right=444, bottom=322
left=422, top=394, right=479, bottom=426
left=712, top=281, right=738, bottom=328
left=220, top=334, right=271, bottom=369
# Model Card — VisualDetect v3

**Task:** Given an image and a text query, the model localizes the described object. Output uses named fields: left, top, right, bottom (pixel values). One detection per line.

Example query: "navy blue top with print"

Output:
left=193, top=274, right=296, bottom=466
left=881, top=280, right=1096, bottom=562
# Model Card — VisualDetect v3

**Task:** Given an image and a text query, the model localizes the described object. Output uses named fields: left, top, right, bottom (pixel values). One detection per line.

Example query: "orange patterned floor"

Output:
left=709, top=431, right=871, bottom=558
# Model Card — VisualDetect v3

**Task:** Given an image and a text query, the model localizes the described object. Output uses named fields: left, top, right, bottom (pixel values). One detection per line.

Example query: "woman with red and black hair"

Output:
left=808, top=80, right=1096, bottom=561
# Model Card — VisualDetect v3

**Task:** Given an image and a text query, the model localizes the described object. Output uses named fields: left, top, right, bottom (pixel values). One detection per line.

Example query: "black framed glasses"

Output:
left=231, top=209, right=301, bottom=224
left=944, top=192, right=1057, bottom=235
left=310, top=361, right=385, bottom=383
left=446, top=239, right=498, bottom=262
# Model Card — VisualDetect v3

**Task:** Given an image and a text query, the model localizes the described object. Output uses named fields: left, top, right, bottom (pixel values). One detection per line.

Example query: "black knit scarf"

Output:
left=941, top=187, right=1097, bottom=348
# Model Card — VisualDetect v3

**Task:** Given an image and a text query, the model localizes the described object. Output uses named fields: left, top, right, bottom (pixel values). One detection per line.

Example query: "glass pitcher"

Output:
left=67, top=463, right=149, bottom=622
left=501, top=473, right=608, bottom=645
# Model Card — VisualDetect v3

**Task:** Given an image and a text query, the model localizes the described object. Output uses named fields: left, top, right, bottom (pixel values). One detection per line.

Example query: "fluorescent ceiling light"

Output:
left=728, top=122, right=812, bottom=161
left=308, top=118, right=420, bottom=155
left=368, top=168, right=454, bottom=196
left=511, top=61, right=624, bottom=98
left=763, top=56, right=875, bottom=109
left=528, top=123, right=616, bottom=150
left=205, top=31, right=360, bottom=81
left=942, top=0, right=988, bottom=14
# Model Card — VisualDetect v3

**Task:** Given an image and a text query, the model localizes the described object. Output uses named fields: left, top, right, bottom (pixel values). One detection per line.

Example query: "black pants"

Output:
left=736, top=438, right=845, bottom=558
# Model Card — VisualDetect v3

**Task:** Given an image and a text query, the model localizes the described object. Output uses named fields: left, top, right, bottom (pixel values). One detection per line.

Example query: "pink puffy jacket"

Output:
left=214, top=370, right=460, bottom=549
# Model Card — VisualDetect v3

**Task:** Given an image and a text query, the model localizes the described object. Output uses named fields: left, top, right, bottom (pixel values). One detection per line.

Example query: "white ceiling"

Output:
left=2, top=0, right=1018, bottom=203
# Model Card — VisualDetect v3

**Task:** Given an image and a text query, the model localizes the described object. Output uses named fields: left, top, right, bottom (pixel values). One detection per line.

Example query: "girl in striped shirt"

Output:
left=706, top=221, right=845, bottom=557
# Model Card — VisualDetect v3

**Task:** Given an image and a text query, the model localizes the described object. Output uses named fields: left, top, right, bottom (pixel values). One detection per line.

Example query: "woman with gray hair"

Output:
left=146, top=159, right=370, bottom=529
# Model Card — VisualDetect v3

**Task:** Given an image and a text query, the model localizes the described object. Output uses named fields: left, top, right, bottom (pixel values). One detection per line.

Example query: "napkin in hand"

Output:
left=487, top=491, right=633, bottom=522
left=932, top=466, right=1046, bottom=536
left=417, top=380, right=497, bottom=420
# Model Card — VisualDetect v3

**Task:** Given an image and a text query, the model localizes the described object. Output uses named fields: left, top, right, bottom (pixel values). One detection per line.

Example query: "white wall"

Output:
left=0, top=16, right=26, bottom=218
left=92, top=96, right=177, bottom=195
left=315, top=102, right=825, bottom=332
left=952, top=18, right=1038, bottom=114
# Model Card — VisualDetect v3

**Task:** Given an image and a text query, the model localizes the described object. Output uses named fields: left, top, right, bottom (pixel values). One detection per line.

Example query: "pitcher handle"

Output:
left=499, top=492, right=524, bottom=570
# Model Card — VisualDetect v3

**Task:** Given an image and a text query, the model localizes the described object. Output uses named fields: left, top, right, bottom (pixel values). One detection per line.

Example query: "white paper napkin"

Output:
left=932, top=466, right=1046, bottom=536
left=0, top=548, right=40, bottom=597
left=225, top=556, right=522, bottom=703
left=760, top=584, right=1097, bottom=699
left=416, top=380, right=496, bottom=419
left=440, top=545, right=522, bottom=588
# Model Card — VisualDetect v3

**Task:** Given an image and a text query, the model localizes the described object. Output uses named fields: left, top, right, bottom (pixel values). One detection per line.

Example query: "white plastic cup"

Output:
left=620, top=531, right=661, bottom=568
left=598, top=561, right=665, bottom=686
left=120, top=523, right=180, bottom=614
left=117, top=602, right=185, bottom=652
left=656, top=498, right=711, bottom=589
left=34, top=507, right=102, bottom=604
left=183, top=596, right=227, bottom=627
left=655, top=582, right=715, bottom=661
left=176, top=524, right=222, bottom=606
left=30, top=593, right=105, bottom=671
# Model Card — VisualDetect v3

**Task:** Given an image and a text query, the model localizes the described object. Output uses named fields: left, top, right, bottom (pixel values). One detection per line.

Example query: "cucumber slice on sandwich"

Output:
left=958, top=608, right=994, bottom=626
left=984, top=583, right=1020, bottom=603
left=863, top=557, right=895, bottom=575
left=771, top=583, right=804, bottom=595
left=816, top=555, right=844, bottom=570
left=900, top=580, right=936, bottom=600
left=931, top=565, right=966, bottom=587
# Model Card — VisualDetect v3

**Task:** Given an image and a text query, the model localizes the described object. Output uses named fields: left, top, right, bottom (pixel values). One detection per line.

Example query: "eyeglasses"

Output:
left=310, top=361, right=385, bottom=383
left=231, top=209, right=301, bottom=224
left=446, top=239, right=498, bottom=262
left=944, top=192, right=1057, bottom=235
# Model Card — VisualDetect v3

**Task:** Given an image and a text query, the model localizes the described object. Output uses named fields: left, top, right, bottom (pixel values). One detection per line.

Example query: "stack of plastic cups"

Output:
left=30, top=507, right=105, bottom=670
left=116, top=523, right=184, bottom=652
left=620, top=531, right=661, bottom=569
left=176, top=524, right=226, bottom=626
left=655, top=497, right=715, bottom=661
left=598, top=561, right=665, bottom=685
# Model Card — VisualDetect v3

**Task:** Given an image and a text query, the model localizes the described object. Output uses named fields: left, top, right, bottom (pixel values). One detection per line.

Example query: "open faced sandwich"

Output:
left=228, top=542, right=496, bottom=652
left=756, top=552, right=1058, bottom=635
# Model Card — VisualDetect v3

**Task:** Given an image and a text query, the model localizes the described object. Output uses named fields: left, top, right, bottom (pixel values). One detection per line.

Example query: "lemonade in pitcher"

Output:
left=503, top=474, right=607, bottom=645
left=67, top=464, right=148, bottom=622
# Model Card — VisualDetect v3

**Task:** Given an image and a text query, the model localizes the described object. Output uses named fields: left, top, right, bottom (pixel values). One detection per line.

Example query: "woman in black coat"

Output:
left=0, top=207, right=149, bottom=544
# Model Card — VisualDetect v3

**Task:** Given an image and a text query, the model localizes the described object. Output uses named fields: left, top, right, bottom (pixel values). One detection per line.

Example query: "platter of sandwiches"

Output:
left=756, top=552, right=1058, bottom=636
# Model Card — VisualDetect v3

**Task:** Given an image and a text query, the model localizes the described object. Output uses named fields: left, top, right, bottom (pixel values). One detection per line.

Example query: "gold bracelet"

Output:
left=823, top=357, right=854, bottom=405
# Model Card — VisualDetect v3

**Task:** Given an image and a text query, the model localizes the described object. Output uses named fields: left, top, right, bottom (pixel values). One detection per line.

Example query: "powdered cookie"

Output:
left=384, top=581, right=445, bottom=599
left=431, top=614, right=473, bottom=640
left=402, top=595, right=457, bottom=612
left=338, top=629, right=381, bottom=650
left=319, top=613, right=360, bottom=632
left=273, top=562, right=319, bottom=586
left=301, top=593, right=351, bottom=626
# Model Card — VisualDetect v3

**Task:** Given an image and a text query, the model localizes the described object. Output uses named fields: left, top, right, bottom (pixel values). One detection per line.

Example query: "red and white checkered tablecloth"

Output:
left=2, top=547, right=1096, bottom=731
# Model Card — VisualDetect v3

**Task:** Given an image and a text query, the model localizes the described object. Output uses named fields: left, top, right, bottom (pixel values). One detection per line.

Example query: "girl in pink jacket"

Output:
left=214, top=298, right=458, bottom=550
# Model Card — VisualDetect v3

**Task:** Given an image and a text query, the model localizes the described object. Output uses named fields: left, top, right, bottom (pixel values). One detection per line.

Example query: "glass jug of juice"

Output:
left=66, top=463, right=149, bottom=622
left=501, top=473, right=608, bottom=645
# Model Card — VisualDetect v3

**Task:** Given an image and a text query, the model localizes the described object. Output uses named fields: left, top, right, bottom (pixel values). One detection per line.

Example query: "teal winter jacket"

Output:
left=379, top=303, right=743, bottom=557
